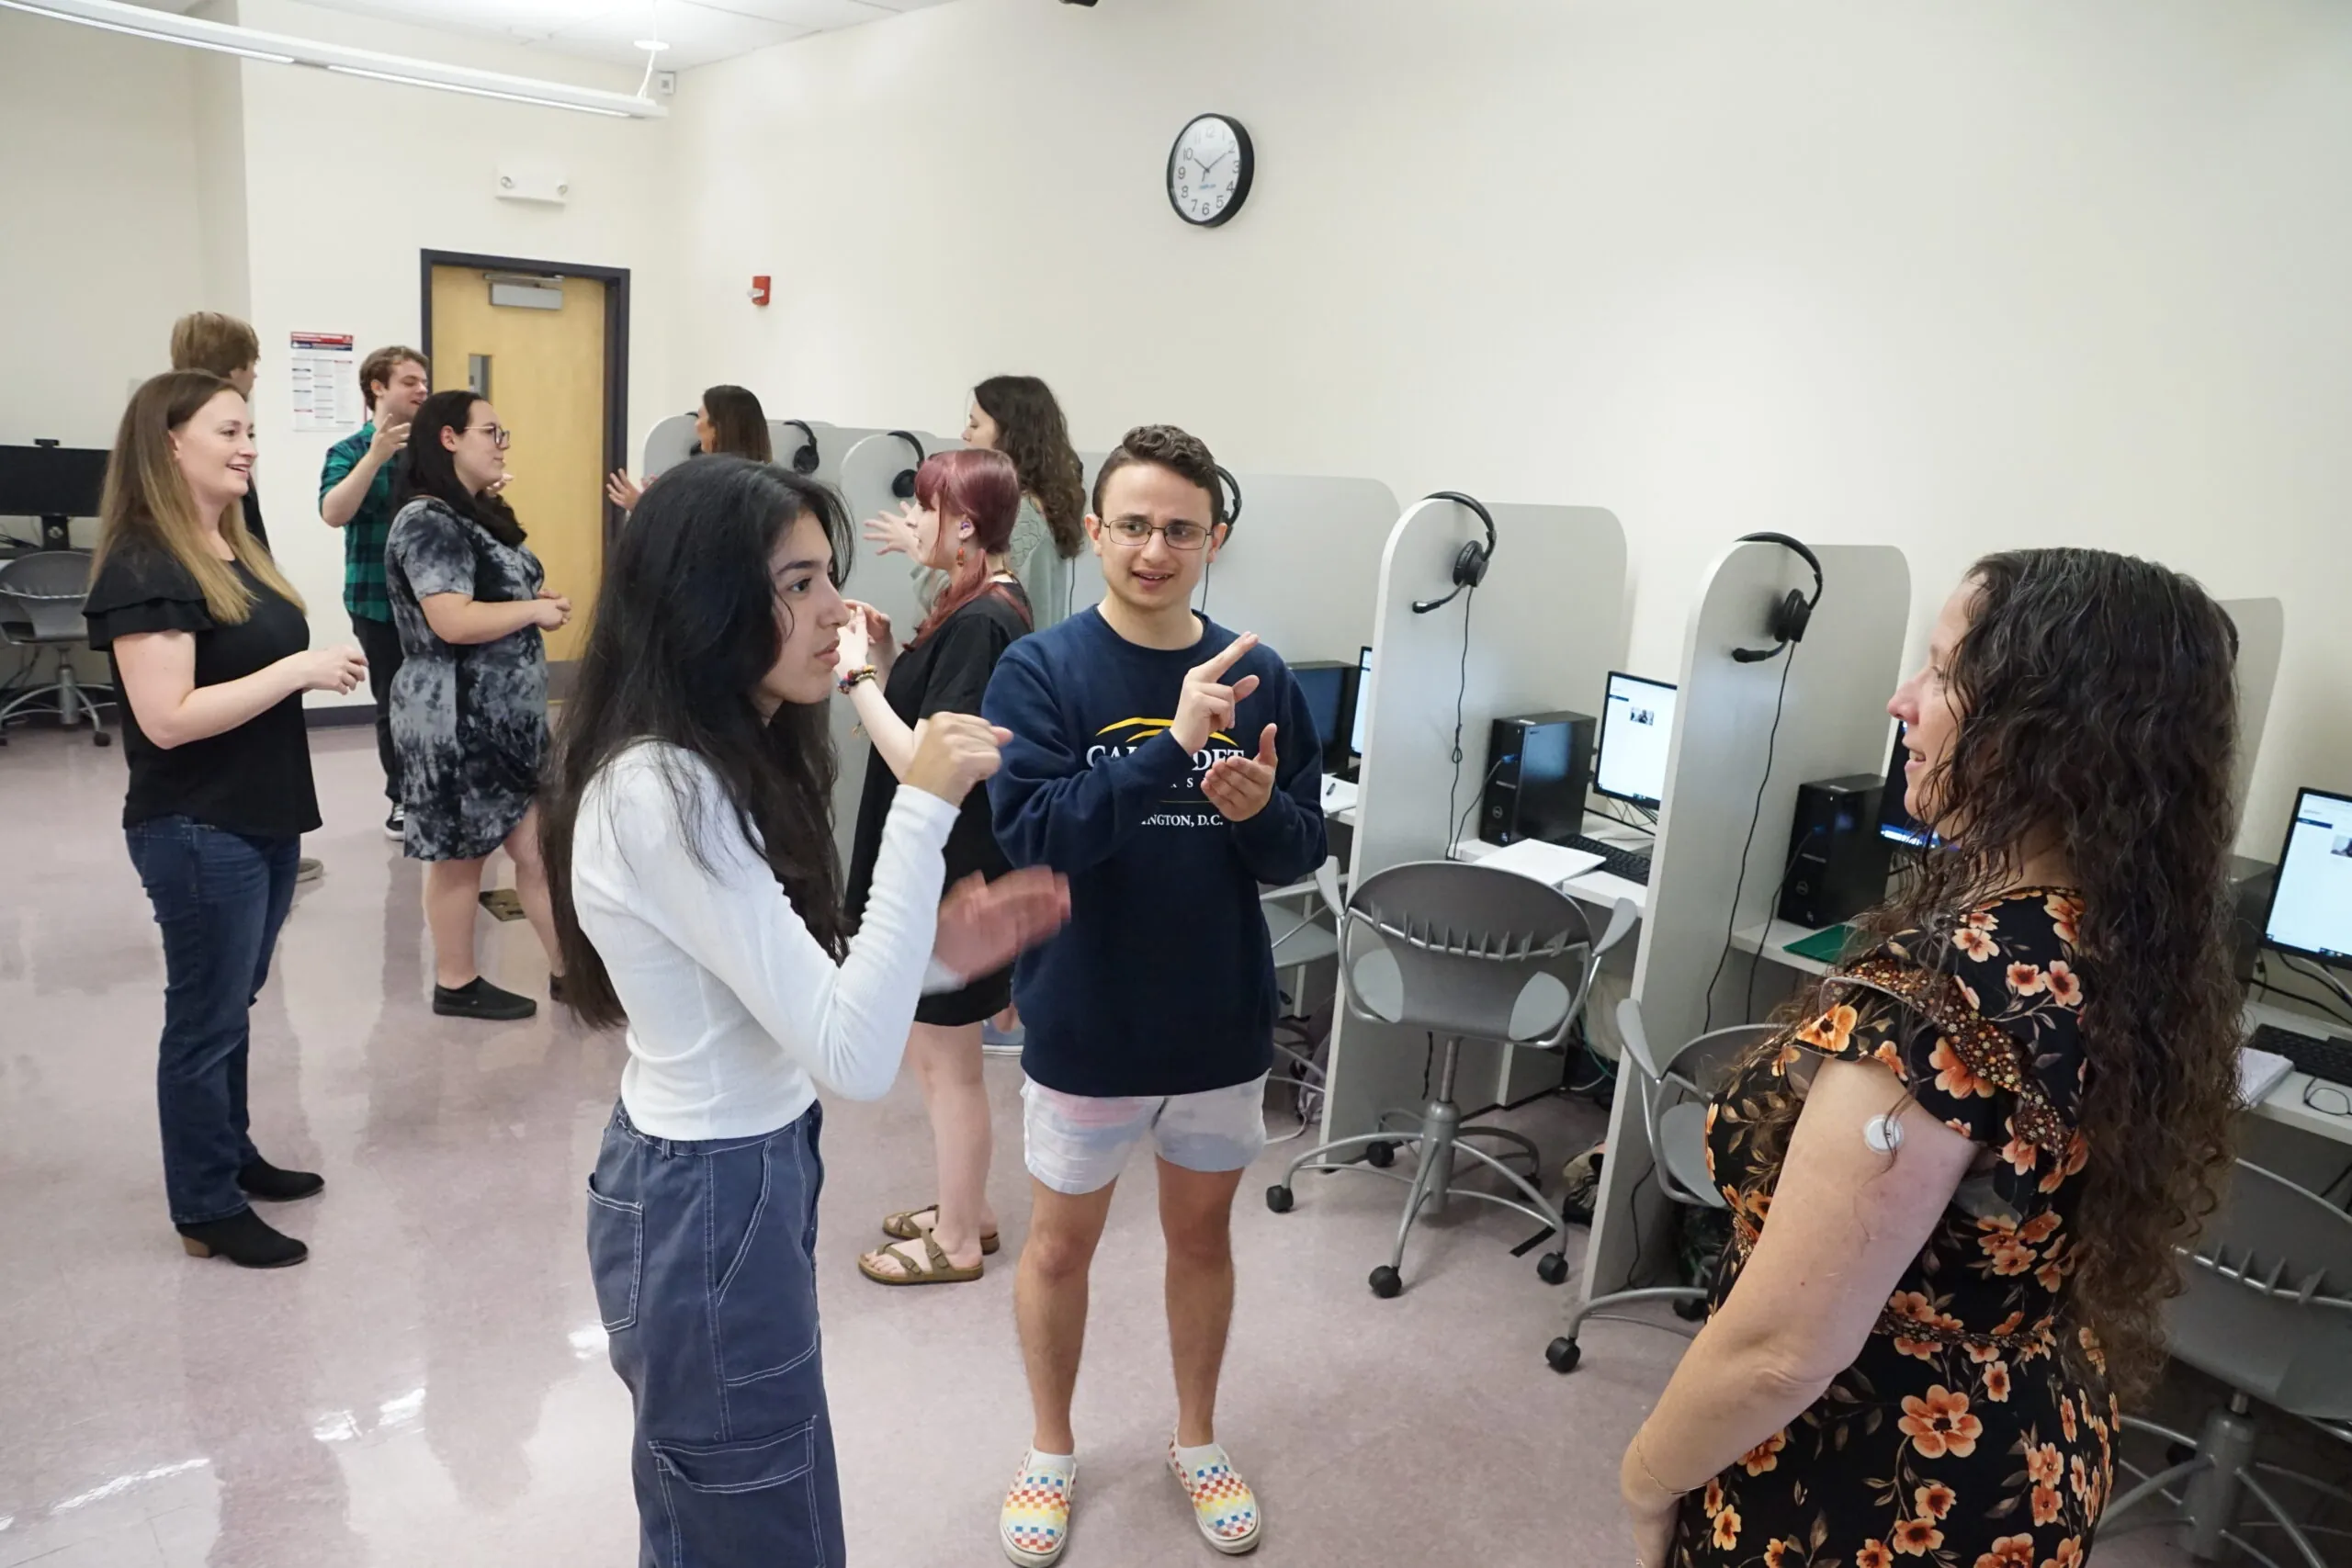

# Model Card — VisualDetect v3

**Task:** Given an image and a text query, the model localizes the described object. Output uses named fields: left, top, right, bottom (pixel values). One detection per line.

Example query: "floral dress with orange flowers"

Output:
left=1685, top=890, right=2117, bottom=1568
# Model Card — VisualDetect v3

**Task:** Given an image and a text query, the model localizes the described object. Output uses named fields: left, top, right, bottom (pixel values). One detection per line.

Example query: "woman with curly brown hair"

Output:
left=1621, top=549, right=2245, bottom=1568
left=869, top=375, right=1088, bottom=631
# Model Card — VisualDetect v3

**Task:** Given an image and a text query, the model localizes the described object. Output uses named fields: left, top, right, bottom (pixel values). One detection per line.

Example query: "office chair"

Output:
left=1546, top=1000, right=1773, bottom=1371
left=1266, top=859, right=1637, bottom=1297
left=0, top=551, right=112, bottom=746
left=2102, top=1161, right=2352, bottom=1568
left=1262, top=857, right=1348, bottom=1125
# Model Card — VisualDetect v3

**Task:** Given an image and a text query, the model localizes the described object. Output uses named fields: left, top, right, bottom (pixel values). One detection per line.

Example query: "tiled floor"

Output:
left=0, top=726, right=2211, bottom=1566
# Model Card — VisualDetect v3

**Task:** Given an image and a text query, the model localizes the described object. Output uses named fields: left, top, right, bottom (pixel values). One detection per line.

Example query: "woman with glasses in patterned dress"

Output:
left=386, top=389, right=570, bottom=1021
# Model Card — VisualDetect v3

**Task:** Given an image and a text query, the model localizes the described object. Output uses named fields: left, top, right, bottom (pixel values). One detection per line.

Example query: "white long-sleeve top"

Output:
left=571, top=740, right=957, bottom=1140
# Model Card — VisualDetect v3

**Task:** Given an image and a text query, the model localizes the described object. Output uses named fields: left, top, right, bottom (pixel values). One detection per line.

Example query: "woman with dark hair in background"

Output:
left=85, top=371, right=368, bottom=1269
left=869, top=374, right=1087, bottom=631
left=605, top=383, right=773, bottom=513
left=537, top=456, right=1066, bottom=1565
left=387, top=389, right=570, bottom=1021
left=838, top=448, right=1034, bottom=1286
left=1619, top=549, right=2244, bottom=1568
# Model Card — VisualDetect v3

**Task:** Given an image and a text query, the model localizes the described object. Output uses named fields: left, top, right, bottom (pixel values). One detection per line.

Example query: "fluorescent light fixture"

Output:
left=0, top=0, right=664, bottom=118
left=632, top=38, right=670, bottom=51
left=0, top=0, right=295, bottom=61
left=327, top=63, right=632, bottom=117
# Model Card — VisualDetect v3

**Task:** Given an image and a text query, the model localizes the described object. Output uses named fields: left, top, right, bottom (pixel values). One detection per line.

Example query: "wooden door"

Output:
left=427, top=265, right=606, bottom=662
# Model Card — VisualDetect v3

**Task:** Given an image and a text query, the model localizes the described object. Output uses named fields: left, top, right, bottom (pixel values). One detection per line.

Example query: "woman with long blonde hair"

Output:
left=84, top=370, right=367, bottom=1269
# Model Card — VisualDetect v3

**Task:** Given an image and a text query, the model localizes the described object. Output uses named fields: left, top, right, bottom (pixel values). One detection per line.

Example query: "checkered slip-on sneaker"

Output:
left=1001, top=1450, right=1078, bottom=1566
left=1168, top=1437, right=1261, bottom=1555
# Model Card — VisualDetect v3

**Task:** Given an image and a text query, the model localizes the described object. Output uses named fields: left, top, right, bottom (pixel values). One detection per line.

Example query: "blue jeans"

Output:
left=123, top=817, right=300, bottom=1225
left=586, top=1101, right=846, bottom=1568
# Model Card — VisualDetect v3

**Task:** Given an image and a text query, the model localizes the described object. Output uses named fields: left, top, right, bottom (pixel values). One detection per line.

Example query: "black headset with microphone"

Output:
left=1214, top=465, right=1242, bottom=534
left=1730, top=532, right=1824, bottom=662
left=1411, top=491, right=1497, bottom=615
left=887, top=430, right=924, bottom=500
left=780, top=419, right=819, bottom=475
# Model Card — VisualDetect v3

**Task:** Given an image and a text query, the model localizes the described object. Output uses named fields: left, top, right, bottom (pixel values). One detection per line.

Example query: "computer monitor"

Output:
left=0, top=445, right=108, bottom=521
left=2261, top=786, right=2352, bottom=967
left=1349, top=645, right=1374, bottom=763
left=1592, top=671, right=1677, bottom=809
left=1878, top=726, right=1938, bottom=849
left=1290, top=662, right=1351, bottom=775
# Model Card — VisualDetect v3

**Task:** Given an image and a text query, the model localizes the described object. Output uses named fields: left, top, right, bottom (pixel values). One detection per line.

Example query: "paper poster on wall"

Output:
left=288, top=333, right=363, bottom=433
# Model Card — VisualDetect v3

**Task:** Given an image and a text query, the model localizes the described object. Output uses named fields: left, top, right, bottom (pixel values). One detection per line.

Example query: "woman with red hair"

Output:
left=839, top=447, right=1034, bottom=1285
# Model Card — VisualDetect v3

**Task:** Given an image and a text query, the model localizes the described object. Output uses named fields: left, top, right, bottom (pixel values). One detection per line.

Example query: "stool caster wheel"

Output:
left=1368, top=1265, right=1402, bottom=1299
left=1264, top=1185, right=1294, bottom=1214
left=94, top=731, right=112, bottom=748
left=1536, top=1252, right=1569, bottom=1286
left=1364, top=1140, right=1396, bottom=1168
left=1546, top=1337, right=1581, bottom=1373
left=1673, top=1295, right=1709, bottom=1322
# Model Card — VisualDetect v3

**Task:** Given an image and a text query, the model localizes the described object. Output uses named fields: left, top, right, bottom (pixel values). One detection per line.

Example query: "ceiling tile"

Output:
left=706, top=0, right=893, bottom=31
left=208, top=0, right=952, bottom=70
left=549, top=0, right=808, bottom=70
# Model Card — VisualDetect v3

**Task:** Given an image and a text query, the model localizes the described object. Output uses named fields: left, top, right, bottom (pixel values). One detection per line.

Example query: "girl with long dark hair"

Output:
left=537, top=456, right=1066, bottom=1565
left=837, top=448, right=1034, bottom=1285
left=85, top=371, right=368, bottom=1268
left=869, top=374, right=1087, bottom=631
left=1620, top=550, right=2244, bottom=1568
left=388, top=389, right=570, bottom=1021
left=605, top=383, right=773, bottom=513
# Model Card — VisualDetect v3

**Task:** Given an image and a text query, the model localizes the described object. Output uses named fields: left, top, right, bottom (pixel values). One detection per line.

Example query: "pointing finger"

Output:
left=1194, top=633, right=1260, bottom=682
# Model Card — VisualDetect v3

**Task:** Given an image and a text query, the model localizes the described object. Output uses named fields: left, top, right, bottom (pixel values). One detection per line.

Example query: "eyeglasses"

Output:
left=1104, top=517, right=1212, bottom=551
left=468, top=423, right=513, bottom=450
left=2303, top=1080, right=2352, bottom=1119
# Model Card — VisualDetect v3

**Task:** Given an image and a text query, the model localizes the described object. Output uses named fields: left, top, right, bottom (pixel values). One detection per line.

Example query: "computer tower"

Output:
left=1779, top=774, right=1894, bottom=928
left=2231, top=855, right=2277, bottom=988
left=1482, top=712, right=1595, bottom=847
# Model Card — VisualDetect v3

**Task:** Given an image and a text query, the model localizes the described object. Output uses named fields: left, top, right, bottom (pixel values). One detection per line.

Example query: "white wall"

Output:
left=0, top=1, right=673, bottom=704
left=230, top=0, right=674, bottom=693
left=665, top=0, right=2352, bottom=852
left=0, top=14, right=204, bottom=470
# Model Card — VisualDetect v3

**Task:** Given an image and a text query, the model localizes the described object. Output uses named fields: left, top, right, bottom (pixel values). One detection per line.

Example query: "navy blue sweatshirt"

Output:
left=983, top=609, right=1329, bottom=1097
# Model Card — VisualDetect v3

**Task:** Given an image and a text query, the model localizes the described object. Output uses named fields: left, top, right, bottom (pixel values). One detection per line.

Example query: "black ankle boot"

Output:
left=434, top=976, right=537, bottom=1021
left=238, top=1158, right=324, bottom=1202
left=177, top=1209, right=308, bottom=1269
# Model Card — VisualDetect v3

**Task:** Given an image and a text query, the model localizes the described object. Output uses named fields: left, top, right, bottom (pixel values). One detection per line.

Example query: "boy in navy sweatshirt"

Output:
left=983, top=426, right=1325, bottom=1565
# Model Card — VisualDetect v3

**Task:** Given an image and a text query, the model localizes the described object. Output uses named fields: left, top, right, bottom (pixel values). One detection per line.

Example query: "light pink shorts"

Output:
left=1021, top=1074, right=1270, bottom=1196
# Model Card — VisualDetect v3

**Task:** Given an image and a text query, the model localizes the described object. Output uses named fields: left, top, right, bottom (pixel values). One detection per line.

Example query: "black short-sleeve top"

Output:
left=83, top=544, right=321, bottom=838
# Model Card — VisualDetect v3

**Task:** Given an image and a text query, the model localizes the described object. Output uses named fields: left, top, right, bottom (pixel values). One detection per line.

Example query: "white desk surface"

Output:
left=1450, top=816, right=1651, bottom=915
left=1732, top=919, right=1843, bottom=977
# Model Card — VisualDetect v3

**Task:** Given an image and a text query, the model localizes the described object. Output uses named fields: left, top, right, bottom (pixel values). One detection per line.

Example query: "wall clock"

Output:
left=1168, top=113, right=1253, bottom=228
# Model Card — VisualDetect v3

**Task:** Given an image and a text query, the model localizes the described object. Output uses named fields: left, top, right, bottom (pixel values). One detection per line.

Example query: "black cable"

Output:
left=1419, top=1031, right=1436, bottom=1102
left=1589, top=801, right=1658, bottom=838
left=1441, top=585, right=1478, bottom=844
left=1702, top=649, right=1798, bottom=1033
left=2254, top=957, right=2352, bottom=1030
left=1453, top=756, right=1508, bottom=853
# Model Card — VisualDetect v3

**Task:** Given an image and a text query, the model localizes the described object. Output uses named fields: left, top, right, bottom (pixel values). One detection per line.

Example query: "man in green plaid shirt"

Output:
left=320, top=345, right=429, bottom=839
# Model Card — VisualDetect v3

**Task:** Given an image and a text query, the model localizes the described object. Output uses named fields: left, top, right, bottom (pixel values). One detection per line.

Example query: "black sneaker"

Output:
left=238, top=1158, right=325, bottom=1202
left=177, top=1208, right=308, bottom=1269
left=384, top=806, right=405, bottom=840
left=434, top=976, right=537, bottom=1021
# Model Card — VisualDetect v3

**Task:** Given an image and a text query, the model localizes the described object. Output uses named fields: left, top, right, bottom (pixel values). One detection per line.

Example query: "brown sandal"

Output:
left=857, top=1232, right=984, bottom=1287
left=882, top=1204, right=1001, bottom=1255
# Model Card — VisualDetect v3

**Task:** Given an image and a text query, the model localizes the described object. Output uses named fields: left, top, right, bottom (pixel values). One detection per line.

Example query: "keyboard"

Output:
left=2248, top=1022, right=2352, bottom=1089
left=1562, top=834, right=1653, bottom=886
